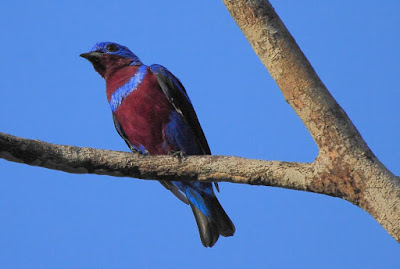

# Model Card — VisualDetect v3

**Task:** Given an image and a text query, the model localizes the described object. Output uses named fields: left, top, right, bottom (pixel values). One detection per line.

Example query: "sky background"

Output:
left=0, top=0, right=399, bottom=268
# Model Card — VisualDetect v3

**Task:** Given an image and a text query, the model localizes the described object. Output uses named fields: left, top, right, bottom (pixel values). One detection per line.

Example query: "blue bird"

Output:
left=80, top=42, right=235, bottom=247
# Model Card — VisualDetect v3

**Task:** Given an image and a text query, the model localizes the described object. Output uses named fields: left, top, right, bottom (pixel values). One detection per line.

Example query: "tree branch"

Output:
left=0, top=132, right=314, bottom=188
left=1, top=0, right=399, bottom=243
left=222, top=0, right=400, bottom=242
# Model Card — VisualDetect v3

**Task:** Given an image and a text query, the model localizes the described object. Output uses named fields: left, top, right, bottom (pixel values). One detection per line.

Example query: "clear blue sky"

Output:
left=1, top=1, right=399, bottom=268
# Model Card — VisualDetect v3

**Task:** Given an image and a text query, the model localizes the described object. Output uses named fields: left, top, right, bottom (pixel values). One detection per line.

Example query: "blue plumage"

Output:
left=91, top=42, right=143, bottom=65
left=81, top=42, right=235, bottom=247
left=109, top=65, right=148, bottom=112
left=164, top=111, right=202, bottom=155
left=150, top=64, right=192, bottom=103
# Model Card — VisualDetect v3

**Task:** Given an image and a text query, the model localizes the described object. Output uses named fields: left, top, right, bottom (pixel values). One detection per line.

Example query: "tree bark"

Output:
left=1, top=0, right=399, bottom=242
left=222, top=0, right=400, bottom=242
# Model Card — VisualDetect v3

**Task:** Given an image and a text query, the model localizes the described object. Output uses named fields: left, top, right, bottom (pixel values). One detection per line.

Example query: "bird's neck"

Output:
left=105, top=65, right=142, bottom=101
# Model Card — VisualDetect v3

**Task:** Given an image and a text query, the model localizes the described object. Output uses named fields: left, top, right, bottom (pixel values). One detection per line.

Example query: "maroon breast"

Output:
left=106, top=66, right=174, bottom=155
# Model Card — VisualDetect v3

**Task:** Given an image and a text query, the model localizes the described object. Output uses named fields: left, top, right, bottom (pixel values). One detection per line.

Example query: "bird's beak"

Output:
left=79, top=51, right=103, bottom=63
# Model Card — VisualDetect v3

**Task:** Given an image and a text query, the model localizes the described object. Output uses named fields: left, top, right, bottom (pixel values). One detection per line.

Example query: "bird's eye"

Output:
left=105, top=44, right=119, bottom=52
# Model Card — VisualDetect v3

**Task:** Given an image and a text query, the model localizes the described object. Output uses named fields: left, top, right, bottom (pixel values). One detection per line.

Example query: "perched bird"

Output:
left=80, top=42, right=235, bottom=247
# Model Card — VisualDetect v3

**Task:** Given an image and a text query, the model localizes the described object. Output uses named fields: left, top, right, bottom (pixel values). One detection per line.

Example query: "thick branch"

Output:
left=222, top=0, right=366, bottom=153
left=223, top=0, right=400, bottom=242
left=0, top=132, right=315, bottom=189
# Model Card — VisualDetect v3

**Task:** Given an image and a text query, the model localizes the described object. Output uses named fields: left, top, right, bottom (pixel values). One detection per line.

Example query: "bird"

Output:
left=80, top=42, right=235, bottom=247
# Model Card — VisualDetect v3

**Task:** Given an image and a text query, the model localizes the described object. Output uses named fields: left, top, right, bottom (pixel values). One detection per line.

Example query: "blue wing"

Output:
left=150, top=64, right=219, bottom=193
left=150, top=64, right=211, bottom=155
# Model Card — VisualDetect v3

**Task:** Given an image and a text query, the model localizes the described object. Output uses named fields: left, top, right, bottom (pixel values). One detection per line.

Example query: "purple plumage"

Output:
left=81, top=42, right=235, bottom=247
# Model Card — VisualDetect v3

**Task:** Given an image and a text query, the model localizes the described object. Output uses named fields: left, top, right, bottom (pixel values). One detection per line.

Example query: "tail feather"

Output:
left=190, top=203, right=219, bottom=247
left=210, top=197, right=235, bottom=237
left=189, top=197, right=235, bottom=247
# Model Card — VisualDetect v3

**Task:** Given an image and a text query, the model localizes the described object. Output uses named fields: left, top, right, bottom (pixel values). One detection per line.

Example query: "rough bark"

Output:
left=222, top=0, right=400, bottom=242
left=0, top=132, right=314, bottom=188
left=0, top=0, right=399, bottom=242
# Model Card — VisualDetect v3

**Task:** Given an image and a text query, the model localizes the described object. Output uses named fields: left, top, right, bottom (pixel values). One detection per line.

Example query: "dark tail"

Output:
left=189, top=197, right=235, bottom=247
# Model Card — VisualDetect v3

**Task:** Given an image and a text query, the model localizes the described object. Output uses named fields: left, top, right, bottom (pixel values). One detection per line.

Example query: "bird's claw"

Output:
left=169, top=150, right=186, bottom=161
left=130, top=147, right=149, bottom=155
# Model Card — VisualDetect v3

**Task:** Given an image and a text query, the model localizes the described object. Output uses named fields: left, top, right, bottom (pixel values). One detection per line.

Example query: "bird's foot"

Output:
left=169, top=150, right=186, bottom=162
left=130, top=147, right=149, bottom=155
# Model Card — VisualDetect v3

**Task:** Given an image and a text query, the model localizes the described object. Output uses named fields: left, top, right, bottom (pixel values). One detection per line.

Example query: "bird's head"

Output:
left=80, top=42, right=142, bottom=78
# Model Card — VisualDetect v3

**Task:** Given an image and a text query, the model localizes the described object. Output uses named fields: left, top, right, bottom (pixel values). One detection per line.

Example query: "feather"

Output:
left=81, top=42, right=235, bottom=247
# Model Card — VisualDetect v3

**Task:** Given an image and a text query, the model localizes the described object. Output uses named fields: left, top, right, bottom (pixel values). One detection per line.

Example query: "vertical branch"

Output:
left=222, top=0, right=366, bottom=154
left=223, top=0, right=400, bottom=243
